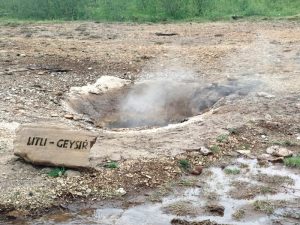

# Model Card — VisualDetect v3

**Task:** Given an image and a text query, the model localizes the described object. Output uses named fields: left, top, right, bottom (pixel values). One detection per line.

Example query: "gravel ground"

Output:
left=0, top=20, right=299, bottom=221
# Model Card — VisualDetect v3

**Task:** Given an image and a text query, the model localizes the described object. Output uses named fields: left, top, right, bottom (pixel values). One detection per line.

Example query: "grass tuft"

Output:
left=210, top=145, right=221, bottom=154
left=284, top=156, right=300, bottom=168
left=253, top=200, right=275, bottom=214
left=48, top=167, right=66, bottom=177
left=104, top=161, right=119, bottom=169
left=217, top=134, right=229, bottom=143
left=178, top=159, right=191, bottom=171
left=224, top=168, right=240, bottom=175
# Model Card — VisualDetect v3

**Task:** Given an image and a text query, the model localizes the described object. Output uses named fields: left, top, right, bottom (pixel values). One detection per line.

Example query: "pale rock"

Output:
left=14, top=123, right=98, bottom=168
left=109, top=153, right=122, bottom=161
left=115, top=188, right=126, bottom=196
left=257, top=153, right=272, bottom=161
left=199, top=146, right=212, bottom=156
left=266, top=146, right=293, bottom=157
left=64, top=114, right=74, bottom=120
left=65, top=170, right=81, bottom=178
left=257, top=92, right=275, bottom=98
left=70, top=76, right=131, bottom=95
left=236, top=150, right=251, bottom=155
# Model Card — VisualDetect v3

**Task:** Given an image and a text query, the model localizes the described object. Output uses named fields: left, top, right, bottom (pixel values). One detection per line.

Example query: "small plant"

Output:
left=259, top=186, right=275, bottom=194
left=163, top=200, right=198, bottom=216
left=253, top=200, right=275, bottom=215
left=228, top=128, right=238, bottom=135
left=178, top=178, right=198, bottom=187
left=178, top=159, right=191, bottom=171
left=48, top=167, right=66, bottom=177
left=210, top=145, right=220, bottom=153
left=104, top=161, right=119, bottom=169
left=232, top=209, right=245, bottom=220
left=284, top=156, right=300, bottom=168
left=224, top=168, right=240, bottom=175
left=217, top=134, right=228, bottom=143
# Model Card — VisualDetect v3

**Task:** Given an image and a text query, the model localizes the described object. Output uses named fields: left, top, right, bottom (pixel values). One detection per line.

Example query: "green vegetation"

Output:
left=284, top=156, right=300, bottom=168
left=253, top=200, right=275, bottom=214
left=178, top=178, right=198, bottom=187
left=217, top=134, right=229, bottom=143
left=210, top=145, right=221, bottom=153
left=224, top=168, right=240, bottom=175
left=178, top=159, right=191, bottom=171
left=48, top=167, right=66, bottom=177
left=104, top=161, right=119, bottom=169
left=0, top=0, right=299, bottom=22
left=232, top=209, right=246, bottom=220
left=163, top=200, right=198, bottom=216
left=228, top=128, right=238, bottom=135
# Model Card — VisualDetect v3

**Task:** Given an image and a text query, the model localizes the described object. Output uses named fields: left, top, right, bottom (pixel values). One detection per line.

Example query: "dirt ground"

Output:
left=0, top=20, right=300, bottom=224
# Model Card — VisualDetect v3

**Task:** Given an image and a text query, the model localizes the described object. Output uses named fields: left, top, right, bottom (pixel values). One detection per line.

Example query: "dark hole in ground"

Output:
left=66, top=79, right=257, bottom=129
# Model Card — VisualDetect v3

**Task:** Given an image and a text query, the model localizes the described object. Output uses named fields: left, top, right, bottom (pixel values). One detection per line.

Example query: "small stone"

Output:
left=64, top=114, right=74, bottom=120
left=206, top=204, right=225, bottom=216
left=236, top=150, right=251, bottom=155
left=274, top=148, right=293, bottom=158
left=65, top=170, right=81, bottom=178
left=257, top=92, right=275, bottom=98
left=266, top=146, right=293, bottom=157
left=86, top=188, right=92, bottom=194
left=115, top=188, right=126, bottom=196
left=257, top=154, right=272, bottom=161
left=38, top=71, right=45, bottom=75
left=109, top=153, right=121, bottom=161
left=199, top=146, right=212, bottom=156
left=51, top=114, right=59, bottom=117
left=190, top=166, right=203, bottom=175
left=266, top=147, right=274, bottom=155
left=269, top=157, right=284, bottom=163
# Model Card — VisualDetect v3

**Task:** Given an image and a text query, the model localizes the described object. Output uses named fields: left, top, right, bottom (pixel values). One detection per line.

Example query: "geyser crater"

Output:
left=64, top=76, right=256, bottom=129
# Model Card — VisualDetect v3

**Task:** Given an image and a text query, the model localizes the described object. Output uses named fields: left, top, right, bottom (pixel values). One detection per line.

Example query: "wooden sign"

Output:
left=14, top=124, right=98, bottom=168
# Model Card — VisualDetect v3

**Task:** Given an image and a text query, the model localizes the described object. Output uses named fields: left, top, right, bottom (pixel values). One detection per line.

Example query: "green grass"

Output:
left=284, top=156, right=300, bottom=168
left=210, top=145, right=221, bottom=154
left=48, top=167, right=66, bottom=177
left=0, top=0, right=299, bottom=22
left=104, top=161, right=119, bottom=169
left=224, top=168, right=240, bottom=175
left=217, top=134, right=229, bottom=143
left=178, top=178, right=198, bottom=187
left=253, top=200, right=275, bottom=214
left=178, top=159, right=191, bottom=171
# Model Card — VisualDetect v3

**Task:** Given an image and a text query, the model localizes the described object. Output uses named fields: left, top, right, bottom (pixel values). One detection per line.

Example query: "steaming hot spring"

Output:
left=64, top=76, right=254, bottom=129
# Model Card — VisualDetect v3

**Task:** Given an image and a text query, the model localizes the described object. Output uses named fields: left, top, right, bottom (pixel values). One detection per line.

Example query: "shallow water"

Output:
left=26, top=159, right=300, bottom=225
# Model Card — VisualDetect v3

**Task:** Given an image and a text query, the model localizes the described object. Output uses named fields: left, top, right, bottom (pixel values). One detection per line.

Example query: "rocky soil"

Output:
left=0, top=20, right=299, bottom=224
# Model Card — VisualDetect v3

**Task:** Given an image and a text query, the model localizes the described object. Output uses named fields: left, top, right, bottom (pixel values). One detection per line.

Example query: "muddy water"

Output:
left=26, top=159, right=300, bottom=225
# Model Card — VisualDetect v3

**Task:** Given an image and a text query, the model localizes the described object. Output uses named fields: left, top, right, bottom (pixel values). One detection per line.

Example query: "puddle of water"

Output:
left=28, top=158, right=300, bottom=225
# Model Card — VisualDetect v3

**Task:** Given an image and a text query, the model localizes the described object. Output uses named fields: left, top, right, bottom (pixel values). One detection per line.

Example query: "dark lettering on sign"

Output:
left=27, top=137, right=47, bottom=146
left=82, top=141, right=89, bottom=149
left=56, top=139, right=89, bottom=150
left=57, top=139, right=64, bottom=148
left=27, top=137, right=89, bottom=150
